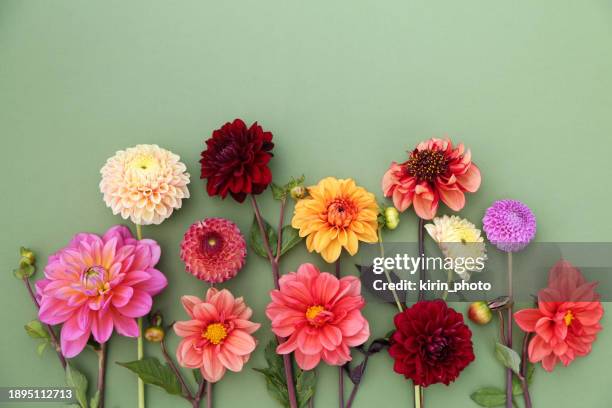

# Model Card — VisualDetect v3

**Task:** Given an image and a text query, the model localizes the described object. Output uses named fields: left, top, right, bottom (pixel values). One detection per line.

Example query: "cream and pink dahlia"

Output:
left=100, top=144, right=190, bottom=225
left=180, top=218, right=247, bottom=283
left=174, top=288, right=260, bottom=382
left=382, top=138, right=481, bottom=220
left=266, top=263, right=370, bottom=370
left=36, top=226, right=167, bottom=357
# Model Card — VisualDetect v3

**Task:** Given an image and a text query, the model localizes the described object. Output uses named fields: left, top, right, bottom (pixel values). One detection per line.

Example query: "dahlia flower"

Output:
left=174, top=288, right=260, bottom=382
left=382, top=138, right=481, bottom=220
left=180, top=218, right=247, bottom=283
left=482, top=199, right=536, bottom=252
left=425, top=215, right=486, bottom=280
left=291, top=177, right=379, bottom=263
left=100, top=144, right=190, bottom=225
left=389, top=300, right=475, bottom=387
left=266, top=263, right=370, bottom=370
left=36, top=226, right=167, bottom=357
left=200, top=118, right=274, bottom=203
left=514, top=260, right=603, bottom=372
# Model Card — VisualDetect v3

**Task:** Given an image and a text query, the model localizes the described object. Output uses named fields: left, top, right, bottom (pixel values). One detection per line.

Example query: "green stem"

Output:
left=441, top=269, right=452, bottom=301
left=135, top=223, right=145, bottom=408
left=414, top=385, right=422, bottom=408
left=377, top=227, right=403, bottom=312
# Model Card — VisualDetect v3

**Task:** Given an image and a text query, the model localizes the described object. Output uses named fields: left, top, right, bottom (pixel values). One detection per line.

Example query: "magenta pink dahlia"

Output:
left=180, top=218, right=247, bottom=283
left=36, top=226, right=167, bottom=357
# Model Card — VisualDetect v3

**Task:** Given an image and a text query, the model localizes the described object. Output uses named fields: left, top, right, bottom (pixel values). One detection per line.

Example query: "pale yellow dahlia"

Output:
left=291, top=177, right=379, bottom=263
left=425, top=215, right=486, bottom=280
left=100, top=144, right=190, bottom=225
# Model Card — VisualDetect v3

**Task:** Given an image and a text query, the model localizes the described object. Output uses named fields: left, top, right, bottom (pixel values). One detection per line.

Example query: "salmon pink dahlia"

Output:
left=389, top=300, right=475, bottom=387
left=100, top=144, right=190, bottom=225
left=174, top=288, right=260, bottom=382
left=36, top=226, right=167, bottom=357
left=382, top=138, right=481, bottom=220
left=266, top=263, right=370, bottom=370
left=200, top=119, right=274, bottom=203
left=514, top=260, right=603, bottom=372
left=180, top=218, right=247, bottom=283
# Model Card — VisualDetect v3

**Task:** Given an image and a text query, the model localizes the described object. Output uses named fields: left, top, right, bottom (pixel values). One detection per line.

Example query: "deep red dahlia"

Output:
left=200, top=118, right=274, bottom=202
left=389, top=300, right=475, bottom=387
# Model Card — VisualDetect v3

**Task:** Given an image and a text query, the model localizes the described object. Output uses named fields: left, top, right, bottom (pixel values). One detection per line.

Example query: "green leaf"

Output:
left=495, top=343, right=521, bottom=375
left=254, top=341, right=290, bottom=407
left=117, top=357, right=182, bottom=396
left=89, top=391, right=100, bottom=408
left=192, top=369, right=202, bottom=386
left=295, top=368, right=316, bottom=408
left=249, top=216, right=277, bottom=258
left=279, top=226, right=302, bottom=256
left=65, top=363, right=89, bottom=408
left=271, top=183, right=286, bottom=200
left=470, top=387, right=506, bottom=407
left=36, top=341, right=48, bottom=356
left=25, top=320, right=49, bottom=339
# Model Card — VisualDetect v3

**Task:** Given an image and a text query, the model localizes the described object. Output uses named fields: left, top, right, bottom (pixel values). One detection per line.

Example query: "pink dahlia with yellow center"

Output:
left=180, top=218, right=247, bottom=283
left=36, top=226, right=167, bottom=357
left=382, top=138, right=481, bottom=220
left=266, top=263, right=370, bottom=370
left=291, top=177, right=379, bottom=263
left=514, top=260, right=603, bottom=372
left=100, top=144, right=190, bottom=225
left=174, top=288, right=260, bottom=382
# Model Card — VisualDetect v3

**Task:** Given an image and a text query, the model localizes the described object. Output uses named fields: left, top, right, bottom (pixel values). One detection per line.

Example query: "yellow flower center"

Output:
left=306, top=305, right=325, bottom=320
left=563, top=310, right=574, bottom=326
left=203, top=323, right=227, bottom=345
left=406, top=149, right=449, bottom=182
left=130, top=154, right=159, bottom=171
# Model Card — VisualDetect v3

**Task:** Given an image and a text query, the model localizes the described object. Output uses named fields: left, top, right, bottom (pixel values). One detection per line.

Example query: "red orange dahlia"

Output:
left=382, top=138, right=481, bottom=220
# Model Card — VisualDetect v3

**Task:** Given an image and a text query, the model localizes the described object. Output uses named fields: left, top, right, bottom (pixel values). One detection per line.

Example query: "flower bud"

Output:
left=384, top=207, right=400, bottom=230
left=290, top=185, right=306, bottom=200
left=487, top=296, right=512, bottom=311
left=20, top=247, right=35, bottom=265
left=144, top=326, right=165, bottom=343
left=467, top=301, right=492, bottom=325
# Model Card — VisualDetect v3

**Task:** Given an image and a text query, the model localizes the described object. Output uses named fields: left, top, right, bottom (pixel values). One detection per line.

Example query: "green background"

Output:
left=1, top=0, right=611, bottom=407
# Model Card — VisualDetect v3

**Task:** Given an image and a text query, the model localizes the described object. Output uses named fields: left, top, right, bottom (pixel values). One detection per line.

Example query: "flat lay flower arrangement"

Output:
left=12, top=119, right=604, bottom=408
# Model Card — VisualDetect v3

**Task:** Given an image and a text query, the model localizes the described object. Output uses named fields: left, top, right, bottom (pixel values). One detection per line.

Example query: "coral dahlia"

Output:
left=382, top=138, right=481, bottom=220
left=291, top=177, right=379, bottom=263
left=200, top=119, right=274, bottom=203
left=180, top=218, right=247, bottom=283
left=514, top=260, right=603, bottom=372
left=266, top=263, right=370, bottom=370
left=100, top=144, right=190, bottom=225
left=389, top=300, right=475, bottom=387
left=37, top=226, right=167, bottom=357
left=174, top=288, right=260, bottom=382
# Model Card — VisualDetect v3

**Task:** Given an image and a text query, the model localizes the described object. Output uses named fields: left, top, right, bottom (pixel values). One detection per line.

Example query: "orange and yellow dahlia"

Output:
left=291, top=177, right=379, bottom=263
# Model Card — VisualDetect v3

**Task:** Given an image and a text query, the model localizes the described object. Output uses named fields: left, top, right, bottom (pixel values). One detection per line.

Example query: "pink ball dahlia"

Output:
left=100, top=144, right=190, bottom=225
left=174, top=288, right=260, bottom=382
left=266, top=263, right=370, bottom=370
left=36, top=226, right=167, bottom=357
left=482, top=199, right=536, bottom=252
left=180, top=218, right=247, bottom=283
left=382, top=138, right=481, bottom=220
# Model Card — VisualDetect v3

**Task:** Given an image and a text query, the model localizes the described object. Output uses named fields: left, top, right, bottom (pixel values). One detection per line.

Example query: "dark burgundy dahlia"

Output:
left=388, top=300, right=475, bottom=387
left=200, top=118, right=274, bottom=202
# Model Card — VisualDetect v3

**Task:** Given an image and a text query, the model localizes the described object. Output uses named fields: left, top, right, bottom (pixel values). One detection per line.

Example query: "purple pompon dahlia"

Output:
left=180, top=218, right=247, bottom=283
left=482, top=199, right=536, bottom=252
